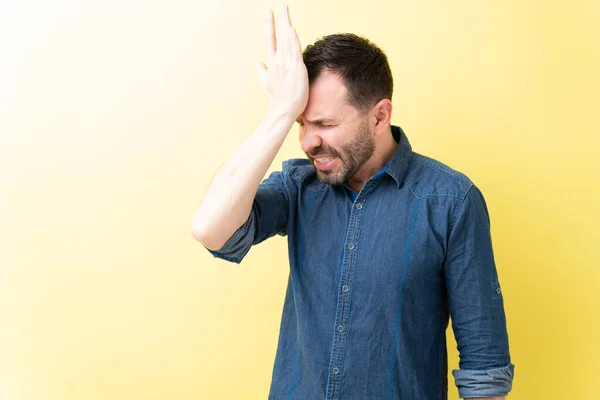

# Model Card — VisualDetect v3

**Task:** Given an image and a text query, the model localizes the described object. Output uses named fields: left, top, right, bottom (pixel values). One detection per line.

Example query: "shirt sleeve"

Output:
left=204, top=169, right=289, bottom=264
left=444, top=185, right=515, bottom=398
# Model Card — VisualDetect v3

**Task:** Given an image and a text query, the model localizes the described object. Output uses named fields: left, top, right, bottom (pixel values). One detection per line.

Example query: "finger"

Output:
left=276, top=4, right=290, bottom=53
left=256, top=61, right=267, bottom=76
left=256, top=61, right=268, bottom=92
left=277, top=24, right=292, bottom=62
left=285, top=27, right=296, bottom=60
left=290, top=27, right=302, bottom=59
left=264, top=9, right=276, bottom=61
left=281, top=3, right=292, bottom=28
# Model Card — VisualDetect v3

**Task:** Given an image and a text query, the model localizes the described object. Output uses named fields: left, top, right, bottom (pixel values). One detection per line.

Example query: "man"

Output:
left=191, top=4, right=514, bottom=400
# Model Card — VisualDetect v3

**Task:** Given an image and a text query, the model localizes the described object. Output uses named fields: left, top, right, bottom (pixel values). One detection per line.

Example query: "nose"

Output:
left=300, top=126, right=323, bottom=154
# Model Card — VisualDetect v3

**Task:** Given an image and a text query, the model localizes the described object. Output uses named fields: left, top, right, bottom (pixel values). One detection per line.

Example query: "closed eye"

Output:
left=296, top=118, right=337, bottom=128
left=315, top=122, right=334, bottom=128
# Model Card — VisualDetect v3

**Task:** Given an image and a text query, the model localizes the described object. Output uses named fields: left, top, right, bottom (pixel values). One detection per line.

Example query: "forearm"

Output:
left=191, top=109, right=293, bottom=250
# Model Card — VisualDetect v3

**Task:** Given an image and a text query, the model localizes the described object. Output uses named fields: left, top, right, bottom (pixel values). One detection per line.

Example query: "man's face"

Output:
left=298, top=71, right=375, bottom=186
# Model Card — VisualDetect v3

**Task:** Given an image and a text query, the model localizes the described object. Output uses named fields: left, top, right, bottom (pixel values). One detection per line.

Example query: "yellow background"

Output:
left=1, top=0, right=599, bottom=399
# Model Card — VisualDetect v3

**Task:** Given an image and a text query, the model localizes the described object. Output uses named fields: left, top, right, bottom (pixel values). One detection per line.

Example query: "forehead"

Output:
left=303, top=70, right=357, bottom=121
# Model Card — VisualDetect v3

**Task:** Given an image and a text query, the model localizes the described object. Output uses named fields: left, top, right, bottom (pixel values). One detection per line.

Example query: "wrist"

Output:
left=265, top=105, right=299, bottom=126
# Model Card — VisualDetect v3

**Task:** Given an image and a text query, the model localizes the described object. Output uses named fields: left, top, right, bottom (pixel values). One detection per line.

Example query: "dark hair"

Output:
left=302, top=33, right=393, bottom=112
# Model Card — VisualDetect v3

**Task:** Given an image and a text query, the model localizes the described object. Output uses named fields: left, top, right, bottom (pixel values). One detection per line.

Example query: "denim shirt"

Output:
left=207, top=125, right=514, bottom=399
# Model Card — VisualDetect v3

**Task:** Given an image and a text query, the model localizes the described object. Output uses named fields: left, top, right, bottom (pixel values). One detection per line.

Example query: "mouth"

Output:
left=311, top=156, right=337, bottom=171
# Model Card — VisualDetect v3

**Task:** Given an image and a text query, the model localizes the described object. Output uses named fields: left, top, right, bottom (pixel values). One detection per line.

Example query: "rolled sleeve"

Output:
left=205, top=169, right=289, bottom=264
left=204, top=213, right=255, bottom=264
left=453, top=363, right=515, bottom=398
left=444, top=185, right=514, bottom=396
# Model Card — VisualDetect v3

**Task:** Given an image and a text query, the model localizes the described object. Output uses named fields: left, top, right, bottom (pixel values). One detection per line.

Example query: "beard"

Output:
left=306, top=120, right=375, bottom=186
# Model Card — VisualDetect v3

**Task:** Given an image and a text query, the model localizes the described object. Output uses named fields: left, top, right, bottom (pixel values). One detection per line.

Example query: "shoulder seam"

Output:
left=449, top=184, right=476, bottom=230
left=404, top=154, right=473, bottom=199
left=412, top=154, right=472, bottom=182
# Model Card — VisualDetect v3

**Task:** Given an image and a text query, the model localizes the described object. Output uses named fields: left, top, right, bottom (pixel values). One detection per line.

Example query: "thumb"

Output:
left=256, top=61, right=269, bottom=93
left=256, top=61, right=267, bottom=79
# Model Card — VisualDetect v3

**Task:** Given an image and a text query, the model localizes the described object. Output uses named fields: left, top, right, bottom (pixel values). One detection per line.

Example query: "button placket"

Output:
left=327, top=186, right=378, bottom=400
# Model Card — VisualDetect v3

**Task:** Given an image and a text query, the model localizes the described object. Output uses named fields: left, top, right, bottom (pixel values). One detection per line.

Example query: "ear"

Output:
left=372, top=99, right=393, bottom=136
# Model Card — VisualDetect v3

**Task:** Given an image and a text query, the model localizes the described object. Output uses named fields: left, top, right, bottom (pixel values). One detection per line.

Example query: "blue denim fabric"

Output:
left=207, top=126, right=514, bottom=399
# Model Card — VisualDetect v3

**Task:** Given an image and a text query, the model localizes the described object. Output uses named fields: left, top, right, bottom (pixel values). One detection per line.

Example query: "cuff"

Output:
left=452, top=363, right=515, bottom=398
left=204, top=217, right=253, bottom=264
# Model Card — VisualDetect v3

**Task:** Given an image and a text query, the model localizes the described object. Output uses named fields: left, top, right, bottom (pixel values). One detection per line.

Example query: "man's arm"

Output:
left=444, top=185, right=515, bottom=398
left=191, top=5, right=308, bottom=250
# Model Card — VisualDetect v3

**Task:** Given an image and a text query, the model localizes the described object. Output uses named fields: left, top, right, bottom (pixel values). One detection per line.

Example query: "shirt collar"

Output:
left=385, top=125, right=413, bottom=188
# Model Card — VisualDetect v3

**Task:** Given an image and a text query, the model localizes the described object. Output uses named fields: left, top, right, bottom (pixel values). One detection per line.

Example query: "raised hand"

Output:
left=257, top=4, right=309, bottom=122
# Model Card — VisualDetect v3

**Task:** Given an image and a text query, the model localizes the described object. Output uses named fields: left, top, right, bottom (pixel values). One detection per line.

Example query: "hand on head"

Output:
left=256, top=4, right=309, bottom=121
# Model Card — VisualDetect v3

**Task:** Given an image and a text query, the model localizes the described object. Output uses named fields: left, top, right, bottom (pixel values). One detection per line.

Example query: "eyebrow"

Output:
left=296, top=116, right=340, bottom=124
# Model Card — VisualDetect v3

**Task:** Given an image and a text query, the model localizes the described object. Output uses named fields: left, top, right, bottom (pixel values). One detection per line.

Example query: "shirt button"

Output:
left=347, top=243, right=355, bottom=250
left=355, top=203, right=363, bottom=209
left=342, top=285, right=349, bottom=292
left=337, top=325, right=344, bottom=332
left=332, top=367, right=340, bottom=374
left=496, top=287, right=501, bottom=294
